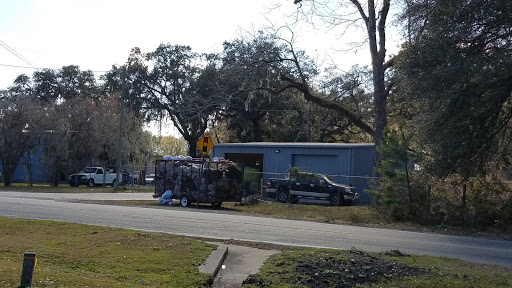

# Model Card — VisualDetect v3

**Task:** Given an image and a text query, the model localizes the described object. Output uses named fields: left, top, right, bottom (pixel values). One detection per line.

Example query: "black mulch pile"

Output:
left=243, top=250, right=434, bottom=288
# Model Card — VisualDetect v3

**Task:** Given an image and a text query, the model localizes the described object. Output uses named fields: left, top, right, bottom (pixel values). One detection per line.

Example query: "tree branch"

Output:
left=378, top=0, right=391, bottom=60
left=383, top=57, right=395, bottom=70
left=350, top=0, right=369, bottom=24
left=277, top=74, right=375, bottom=136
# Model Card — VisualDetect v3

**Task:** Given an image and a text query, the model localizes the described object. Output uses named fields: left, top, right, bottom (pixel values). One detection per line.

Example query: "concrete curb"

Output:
left=199, top=244, right=229, bottom=279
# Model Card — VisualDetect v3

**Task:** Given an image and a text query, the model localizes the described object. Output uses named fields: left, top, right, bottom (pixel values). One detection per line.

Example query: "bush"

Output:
left=468, top=180, right=512, bottom=230
left=372, top=170, right=512, bottom=232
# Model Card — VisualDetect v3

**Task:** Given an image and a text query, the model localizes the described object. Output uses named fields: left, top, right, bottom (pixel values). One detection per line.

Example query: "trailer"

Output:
left=153, top=156, right=244, bottom=207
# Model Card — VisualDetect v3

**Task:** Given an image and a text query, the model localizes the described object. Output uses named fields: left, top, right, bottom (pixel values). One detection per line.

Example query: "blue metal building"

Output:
left=0, top=146, right=49, bottom=184
left=211, top=142, right=375, bottom=203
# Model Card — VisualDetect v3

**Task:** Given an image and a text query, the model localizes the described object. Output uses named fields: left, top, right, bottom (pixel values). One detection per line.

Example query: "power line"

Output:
left=4, top=45, right=40, bottom=54
left=0, top=41, right=108, bottom=73
left=0, top=63, right=36, bottom=69
left=0, top=40, right=38, bottom=69
left=0, top=63, right=109, bottom=73
left=0, top=41, right=37, bottom=68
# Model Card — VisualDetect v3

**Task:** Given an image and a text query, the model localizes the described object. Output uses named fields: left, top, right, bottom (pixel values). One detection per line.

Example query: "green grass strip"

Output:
left=0, top=217, right=215, bottom=287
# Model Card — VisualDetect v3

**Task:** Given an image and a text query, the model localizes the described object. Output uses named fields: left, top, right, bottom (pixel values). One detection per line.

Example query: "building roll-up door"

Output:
left=292, top=154, right=337, bottom=177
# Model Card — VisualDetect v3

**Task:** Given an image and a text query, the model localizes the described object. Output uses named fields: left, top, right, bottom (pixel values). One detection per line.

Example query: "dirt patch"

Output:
left=243, top=250, right=433, bottom=288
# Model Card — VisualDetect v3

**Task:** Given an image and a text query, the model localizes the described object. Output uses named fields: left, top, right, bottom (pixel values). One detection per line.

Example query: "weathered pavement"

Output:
left=1, top=192, right=511, bottom=268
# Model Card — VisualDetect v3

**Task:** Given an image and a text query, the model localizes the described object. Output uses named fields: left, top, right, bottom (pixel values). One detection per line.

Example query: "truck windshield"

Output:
left=81, top=168, right=96, bottom=173
left=321, top=175, right=337, bottom=185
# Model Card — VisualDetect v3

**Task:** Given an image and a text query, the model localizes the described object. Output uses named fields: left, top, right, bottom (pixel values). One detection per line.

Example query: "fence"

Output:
left=1, top=160, right=375, bottom=203
left=241, top=171, right=376, bottom=203
left=0, top=163, right=158, bottom=187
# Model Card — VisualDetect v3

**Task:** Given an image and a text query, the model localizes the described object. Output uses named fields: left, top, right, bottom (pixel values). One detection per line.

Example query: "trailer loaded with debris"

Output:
left=153, top=156, right=244, bottom=207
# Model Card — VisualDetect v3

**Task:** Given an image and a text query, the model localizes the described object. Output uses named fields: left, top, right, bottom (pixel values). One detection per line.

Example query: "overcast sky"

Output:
left=1, top=1, right=277, bottom=86
left=0, top=0, right=401, bottom=136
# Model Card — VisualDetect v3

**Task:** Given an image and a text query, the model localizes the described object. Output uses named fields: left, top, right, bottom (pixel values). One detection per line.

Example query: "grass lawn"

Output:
left=225, top=202, right=388, bottom=225
left=0, top=217, right=216, bottom=288
left=0, top=183, right=153, bottom=193
left=61, top=199, right=388, bottom=226
left=242, top=248, right=512, bottom=288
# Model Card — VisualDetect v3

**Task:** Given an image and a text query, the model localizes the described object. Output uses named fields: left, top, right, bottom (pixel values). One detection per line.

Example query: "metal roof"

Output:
left=214, top=142, right=375, bottom=149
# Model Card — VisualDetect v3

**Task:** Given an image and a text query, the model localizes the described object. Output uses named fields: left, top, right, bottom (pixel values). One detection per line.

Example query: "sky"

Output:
left=0, top=0, right=402, bottom=136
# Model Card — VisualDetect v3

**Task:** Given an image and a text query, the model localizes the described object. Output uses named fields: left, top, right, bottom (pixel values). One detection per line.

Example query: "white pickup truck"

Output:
left=68, top=167, right=117, bottom=187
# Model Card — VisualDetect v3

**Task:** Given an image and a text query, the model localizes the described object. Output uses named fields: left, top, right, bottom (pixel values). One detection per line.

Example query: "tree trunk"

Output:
left=52, top=159, right=60, bottom=187
left=373, top=64, right=387, bottom=153
left=186, top=138, right=198, bottom=158
left=23, top=154, right=34, bottom=186
left=462, top=183, right=467, bottom=227
left=427, top=185, right=432, bottom=224
left=251, top=117, right=263, bottom=142
left=2, top=162, right=12, bottom=186
left=365, top=0, right=390, bottom=162
left=368, top=22, right=387, bottom=161
left=404, top=148, right=414, bottom=222
left=102, top=162, right=107, bottom=187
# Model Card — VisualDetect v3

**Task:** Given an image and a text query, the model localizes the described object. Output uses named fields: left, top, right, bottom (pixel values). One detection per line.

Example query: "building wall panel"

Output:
left=212, top=143, right=375, bottom=203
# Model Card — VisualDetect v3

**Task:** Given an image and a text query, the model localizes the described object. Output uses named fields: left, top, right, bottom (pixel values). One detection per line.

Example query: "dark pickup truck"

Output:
left=266, top=172, right=359, bottom=206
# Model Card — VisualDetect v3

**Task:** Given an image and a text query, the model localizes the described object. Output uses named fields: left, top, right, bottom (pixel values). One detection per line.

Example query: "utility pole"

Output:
left=114, top=67, right=127, bottom=191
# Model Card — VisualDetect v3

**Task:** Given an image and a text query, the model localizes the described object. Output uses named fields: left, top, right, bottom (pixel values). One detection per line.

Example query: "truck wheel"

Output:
left=277, top=187, right=288, bottom=203
left=88, top=179, right=95, bottom=187
left=180, top=195, right=190, bottom=207
left=111, top=179, right=116, bottom=187
left=329, top=193, right=341, bottom=206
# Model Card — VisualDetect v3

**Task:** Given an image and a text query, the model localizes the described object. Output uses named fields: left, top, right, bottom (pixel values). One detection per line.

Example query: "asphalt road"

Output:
left=1, top=192, right=511, bottom=267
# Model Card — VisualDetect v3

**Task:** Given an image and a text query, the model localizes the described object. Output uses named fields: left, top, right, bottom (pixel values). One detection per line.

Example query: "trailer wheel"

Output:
left=180, top=195, right=190, bottom=207
left=277, top=187, right=288, bottom=203
left=211, top=202, right=222, bottom=208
